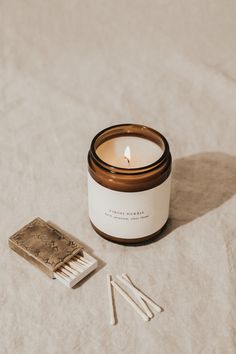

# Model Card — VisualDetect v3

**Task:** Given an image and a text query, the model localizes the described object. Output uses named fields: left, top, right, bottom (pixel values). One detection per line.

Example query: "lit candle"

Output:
left=96, top=136, right=163, bottom=169
left=88, top=124, right=172, bottom=244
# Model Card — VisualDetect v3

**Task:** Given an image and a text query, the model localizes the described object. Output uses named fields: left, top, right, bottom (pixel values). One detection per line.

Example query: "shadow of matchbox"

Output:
left=8, top=217, right=98, bottom=288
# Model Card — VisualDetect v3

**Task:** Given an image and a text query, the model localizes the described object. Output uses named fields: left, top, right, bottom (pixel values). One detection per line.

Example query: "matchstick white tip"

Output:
left=110, top=318, right=116, bottom=325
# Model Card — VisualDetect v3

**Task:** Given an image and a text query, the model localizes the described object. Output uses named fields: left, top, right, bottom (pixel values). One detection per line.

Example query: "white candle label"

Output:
left=88, top=174, right=171, bottom=239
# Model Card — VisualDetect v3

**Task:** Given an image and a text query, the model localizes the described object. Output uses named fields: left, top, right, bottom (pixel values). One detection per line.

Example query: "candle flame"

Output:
left=124, top=146, right=131, bottom=165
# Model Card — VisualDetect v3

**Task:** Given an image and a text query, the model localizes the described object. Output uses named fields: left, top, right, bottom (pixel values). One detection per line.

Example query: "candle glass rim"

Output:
left=89, top=123, right=170, bottom=175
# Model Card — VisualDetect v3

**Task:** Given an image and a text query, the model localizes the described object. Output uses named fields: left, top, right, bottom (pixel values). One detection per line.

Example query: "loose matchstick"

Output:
left=107, top=274, right=116, bottom=325
left=117, top=274, right=162, bottom=313
left=111, top=280, right=149, bottom=322
left=121, top=274, right=153, bottom=319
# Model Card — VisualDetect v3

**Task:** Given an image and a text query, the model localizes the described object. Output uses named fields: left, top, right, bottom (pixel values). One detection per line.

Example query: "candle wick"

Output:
left=124, top=146, right=131, bottom=166
left=124, top=156, right=130, bottom=165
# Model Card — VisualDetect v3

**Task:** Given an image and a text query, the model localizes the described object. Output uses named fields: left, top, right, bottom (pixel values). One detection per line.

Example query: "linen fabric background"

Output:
left=0, top=1, right=236, bottom=353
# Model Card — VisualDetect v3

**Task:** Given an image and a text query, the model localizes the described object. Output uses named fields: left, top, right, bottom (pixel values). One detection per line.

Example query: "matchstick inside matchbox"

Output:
left=54, top=251, right=98, bottom=288
left=8, top=218, right=98, bottom=288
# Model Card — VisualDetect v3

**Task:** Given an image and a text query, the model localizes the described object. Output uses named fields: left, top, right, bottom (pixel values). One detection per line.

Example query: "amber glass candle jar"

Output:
left=87, top=124, right=172, bottom=244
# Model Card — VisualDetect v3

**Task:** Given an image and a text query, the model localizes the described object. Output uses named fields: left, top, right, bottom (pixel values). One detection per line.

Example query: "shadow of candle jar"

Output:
left=134, top=151, right=236, bottom=246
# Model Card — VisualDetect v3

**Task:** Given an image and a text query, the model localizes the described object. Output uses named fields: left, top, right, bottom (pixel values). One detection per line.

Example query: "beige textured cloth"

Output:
left=0, top=1, right=236, bottom=353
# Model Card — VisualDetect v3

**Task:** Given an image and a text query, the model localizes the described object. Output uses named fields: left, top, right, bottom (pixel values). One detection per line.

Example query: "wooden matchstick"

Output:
left=111, top=280, right=149, bottom=322
left=77, top=260, right=88, bottom=267
left=75, top=255, right=91, bottom=265
left=121, top=274, right=153, bottom=319
left=70, top=258, right=83, bottom=266
left=74, top=255, right=86, bottom=263
left=82, top=258, right=93, bottom=265
left=74, top=259, right=88, bottom=268
left=107, top=274, right=116, bottom=325
left=57, top=271, right=67, bottom=280
left=75, top=256, right=92, bottom=265
left=68, top=261, right=84, bottom=272
left=61, top=267, right=73, bottom=277
left=61, top=267, right=75, bottom=278
left=63, top=264, right=79, bottom=276
left=117, top=274, right=162, bottom=313
left=58, top=270, right=69, bottom=280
